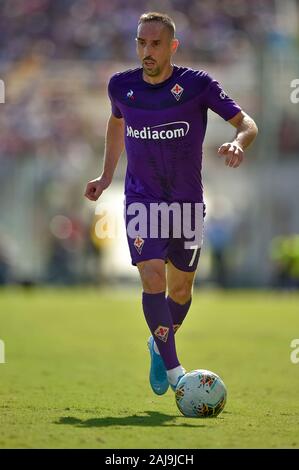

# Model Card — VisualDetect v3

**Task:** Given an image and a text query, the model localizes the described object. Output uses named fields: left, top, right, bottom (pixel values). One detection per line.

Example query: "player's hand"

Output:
left=218, top=142, right=244, bottom=168
left=84, top=175, right=111, bottom=201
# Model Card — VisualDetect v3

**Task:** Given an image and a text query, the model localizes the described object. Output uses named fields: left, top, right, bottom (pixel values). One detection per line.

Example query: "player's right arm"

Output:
left=84, top=113, right=124, bottom=201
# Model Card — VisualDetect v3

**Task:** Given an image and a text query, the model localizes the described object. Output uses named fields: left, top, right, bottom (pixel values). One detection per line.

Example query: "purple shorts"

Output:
left=124, top=200, right=206, bottom=272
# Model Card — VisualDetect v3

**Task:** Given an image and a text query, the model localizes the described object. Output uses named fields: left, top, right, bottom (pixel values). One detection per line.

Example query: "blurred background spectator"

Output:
left=0, top=0, right=299, bottom=287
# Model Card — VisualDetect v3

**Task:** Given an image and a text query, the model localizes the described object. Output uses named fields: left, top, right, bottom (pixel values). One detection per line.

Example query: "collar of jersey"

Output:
left=141, top=64, right=179, bottom=89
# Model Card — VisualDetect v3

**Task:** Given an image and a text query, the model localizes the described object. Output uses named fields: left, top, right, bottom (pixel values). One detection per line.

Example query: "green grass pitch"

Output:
left=1, top=288, right=299, bottom=449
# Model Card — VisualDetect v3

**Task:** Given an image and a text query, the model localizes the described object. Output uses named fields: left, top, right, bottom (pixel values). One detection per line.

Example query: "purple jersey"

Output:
left=108, top=65, right=241, bottom=203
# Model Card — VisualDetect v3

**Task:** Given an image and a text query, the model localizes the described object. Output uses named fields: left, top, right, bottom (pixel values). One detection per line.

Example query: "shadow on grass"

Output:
left=55, top=411, right=206, bottom=428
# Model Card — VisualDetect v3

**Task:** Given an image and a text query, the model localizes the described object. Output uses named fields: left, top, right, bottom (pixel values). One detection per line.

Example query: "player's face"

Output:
left=136, top=22, right=178, bottom=77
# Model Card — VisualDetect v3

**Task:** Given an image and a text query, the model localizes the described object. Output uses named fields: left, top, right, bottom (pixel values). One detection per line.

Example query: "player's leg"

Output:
left=166, top=259, right=197, bottom=333
left=138, top=259, right=185, bottom=391
left=166, top=201, right=205, bottom=331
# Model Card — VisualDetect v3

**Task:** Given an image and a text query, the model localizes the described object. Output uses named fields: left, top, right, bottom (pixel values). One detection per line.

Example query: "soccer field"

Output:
left=0, top=288, right=299, bottom=449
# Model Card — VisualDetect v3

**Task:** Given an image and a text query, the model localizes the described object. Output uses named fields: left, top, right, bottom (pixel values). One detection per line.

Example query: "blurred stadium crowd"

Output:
left=0, top=0, right=299, bottom=288
left=0, top=0, right=282, bottom=63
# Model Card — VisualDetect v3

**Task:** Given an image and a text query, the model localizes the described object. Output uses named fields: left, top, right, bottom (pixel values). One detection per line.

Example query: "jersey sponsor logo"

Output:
left=154, top=325, right=169, bottom=343
left=171, top=83, right=184, bottom=101
left=126, top=121, right=190, bottom=140
left=134, top=235, right=144, bottom=254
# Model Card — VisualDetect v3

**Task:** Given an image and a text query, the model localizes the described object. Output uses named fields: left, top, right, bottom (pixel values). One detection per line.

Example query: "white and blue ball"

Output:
left=175, top=369, right=227, bottom=418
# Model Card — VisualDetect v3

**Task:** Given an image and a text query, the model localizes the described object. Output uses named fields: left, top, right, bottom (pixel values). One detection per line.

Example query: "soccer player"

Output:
left=85, top=12, right=258, bottom=394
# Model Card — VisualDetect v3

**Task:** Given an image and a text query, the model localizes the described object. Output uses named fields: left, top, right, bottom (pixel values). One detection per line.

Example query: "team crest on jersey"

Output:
left=154, top=325, right=169, bottom=342
left=171, top=83, right=184, bottom=101
left=134, top=236, right=144, bottom=254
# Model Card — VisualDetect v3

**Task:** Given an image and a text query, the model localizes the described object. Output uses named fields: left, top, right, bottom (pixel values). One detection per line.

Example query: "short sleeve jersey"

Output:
left=108, top=65, right=241, bottom=203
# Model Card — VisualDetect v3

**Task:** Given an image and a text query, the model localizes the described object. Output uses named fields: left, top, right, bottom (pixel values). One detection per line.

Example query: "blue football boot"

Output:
left=147, top=336, right=169, bottom=395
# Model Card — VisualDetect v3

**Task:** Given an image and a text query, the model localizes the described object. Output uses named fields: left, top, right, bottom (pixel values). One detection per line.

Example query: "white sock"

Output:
left=153, top=341, right=160, bottom=355
left=167, top=365, right=186, bottom=386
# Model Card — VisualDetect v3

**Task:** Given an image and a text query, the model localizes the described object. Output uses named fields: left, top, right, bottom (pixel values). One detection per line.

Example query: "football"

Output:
left=175, top=369, right=227, bottom=418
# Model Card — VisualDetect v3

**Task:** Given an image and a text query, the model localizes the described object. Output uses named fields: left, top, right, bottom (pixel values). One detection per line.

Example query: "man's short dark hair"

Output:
left=138, top=12, right=176, bottom=38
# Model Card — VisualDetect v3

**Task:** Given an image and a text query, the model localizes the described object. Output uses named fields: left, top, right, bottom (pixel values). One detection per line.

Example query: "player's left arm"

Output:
left=218, top=110, right=258, bottom=168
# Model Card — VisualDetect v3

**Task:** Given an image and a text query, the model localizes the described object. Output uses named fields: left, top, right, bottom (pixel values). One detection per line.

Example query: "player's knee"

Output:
left=143, top=271, right=166, bottom=293
left=139, top=262, right=166, bottom=293
left=169, top=282, right=193, bottom=305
